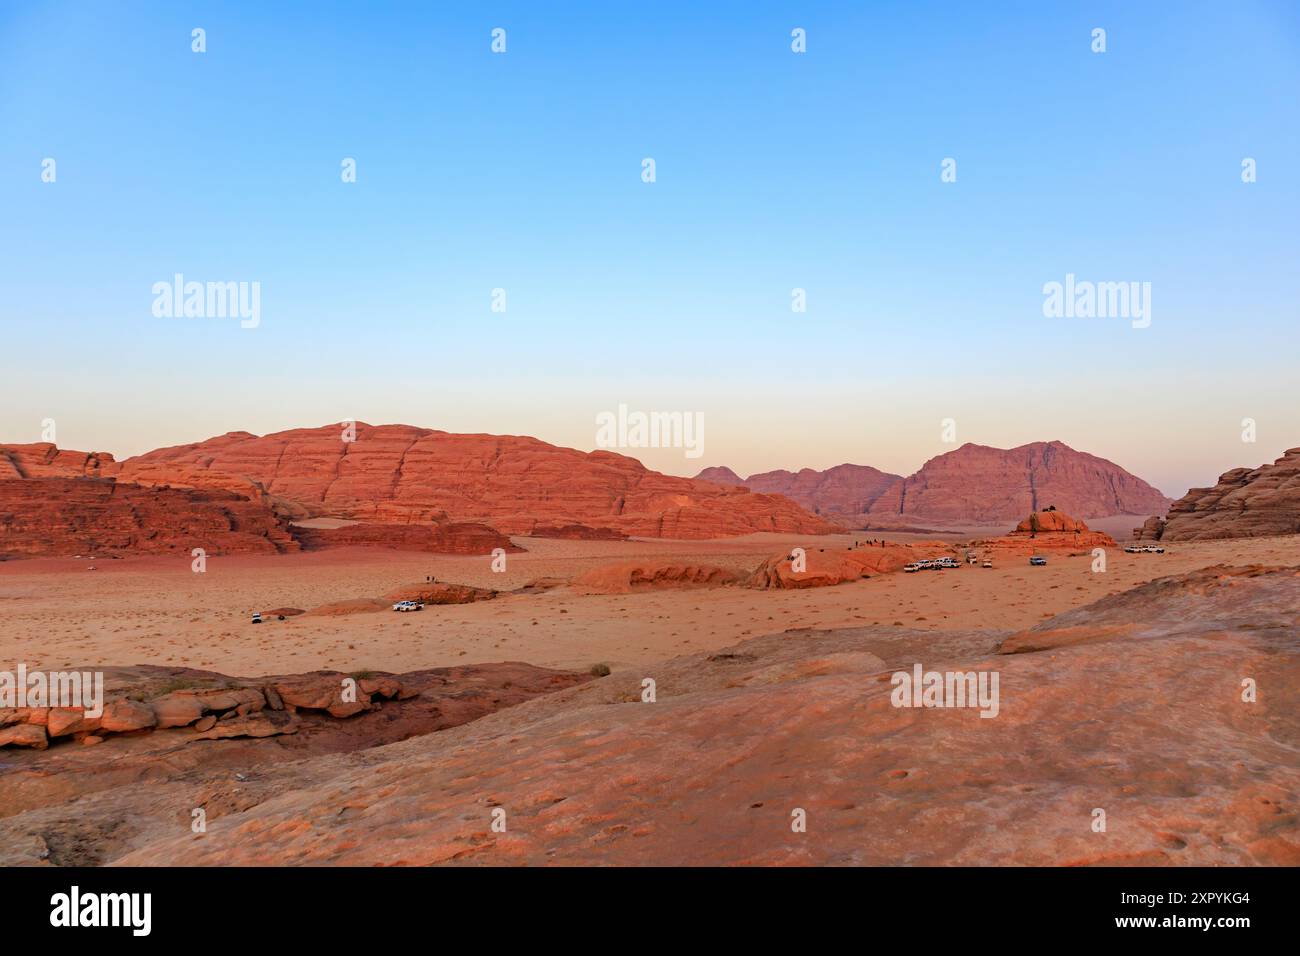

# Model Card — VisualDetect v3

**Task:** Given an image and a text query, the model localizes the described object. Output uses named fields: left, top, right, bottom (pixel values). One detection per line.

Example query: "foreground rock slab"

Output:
left=104, top=565, right=1298, bottom=866
left=0, top=661, right=592, bottom=865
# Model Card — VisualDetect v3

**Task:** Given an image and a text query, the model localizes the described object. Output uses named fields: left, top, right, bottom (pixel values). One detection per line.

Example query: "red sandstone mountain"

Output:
left=695, top=463, right=902, bottom=518
left=1136, top=447, right=1300, bottom=541
left=867, top=441, right=1171, bottom=525
left=111, top=423, right=836, bottom=539
left=694, top=466, right=744, bottom=486
left=1, top=443, right=298, bottom=557
left=0, top=441, right=512, bottom=558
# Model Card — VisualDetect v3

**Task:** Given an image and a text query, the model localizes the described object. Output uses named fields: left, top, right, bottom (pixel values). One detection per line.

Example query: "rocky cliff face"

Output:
left=867, top=441, right=1171, bottom=525
left=292, top=521, right=518, bottom=555
left=113, top=423, right=836, bottom=538
left=0, top=443, right=116, bottom=479
left=696, top=463, right=902, bottom=518
left=1136, top=448, right=1300, bottom=541
left=0, top=477, right=299, bottom=558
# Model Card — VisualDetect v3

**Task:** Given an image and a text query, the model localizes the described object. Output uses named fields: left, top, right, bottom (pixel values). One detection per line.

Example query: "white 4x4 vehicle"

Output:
left=391, top=600, right=423, bottom=612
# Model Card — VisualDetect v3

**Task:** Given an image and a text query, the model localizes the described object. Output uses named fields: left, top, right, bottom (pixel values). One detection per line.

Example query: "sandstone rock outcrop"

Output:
left=0, top=476, right=299, bottom=558
left=291, top=520, right=519, bottom=555
left=383, top=583, right=498, bottom=605
left=526, top=523, right=628, bottom=541
left=0, top=443, right=116, bottom=479
left=968, top=510, right=1116, bottom=557
left=572, top=561, right=740, bottom=594
left=746, top=542, right=921, bottom=589
left=0, top=662, right=594, bottom=863
left=112, top=423, right=836, bottom=539
left=0, top=668, right=432, bottom=748
left=1135, top=448, right=1300, bottom=541
left=997, top=564, right=1299, bottom=654
left=696, top=463, right=903, bottom=519
left=867, top=441, right=1171, bottom=525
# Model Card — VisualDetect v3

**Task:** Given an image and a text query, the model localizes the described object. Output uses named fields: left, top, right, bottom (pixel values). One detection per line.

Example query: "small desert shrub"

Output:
left=589, top=663, right=611, bottom=677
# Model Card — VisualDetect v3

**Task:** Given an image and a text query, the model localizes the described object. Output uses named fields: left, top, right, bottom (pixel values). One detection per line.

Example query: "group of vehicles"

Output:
left=392, top=600, right=424, bottom=612
left=1123, top=544, right=1167, bottom=554
left=904, top=557, right=966, bottom=573
left=903, top=554, right=1053, bottom=571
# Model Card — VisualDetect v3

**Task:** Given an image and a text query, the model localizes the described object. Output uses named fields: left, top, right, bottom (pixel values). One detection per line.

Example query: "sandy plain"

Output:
left=2, top=530, right=1295, bottom=678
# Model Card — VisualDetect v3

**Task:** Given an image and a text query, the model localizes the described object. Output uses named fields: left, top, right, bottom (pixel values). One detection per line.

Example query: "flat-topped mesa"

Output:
left=1136, top=447, right=1300, bottom=542
left=113, top=423, right=837, bottom=539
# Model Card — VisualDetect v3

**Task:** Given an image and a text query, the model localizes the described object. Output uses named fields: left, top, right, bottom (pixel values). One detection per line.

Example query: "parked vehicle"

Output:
left=903, top=563, right=923, bottom=573
left=1029, top=556, right=1047, bottom=566
left=937, top=557, right=960, bottom=568
left=982, top=560, right=993, bottom=568
left=392, top=600, right=423, bottom=612
left=251, top=612, right=263, bottom=624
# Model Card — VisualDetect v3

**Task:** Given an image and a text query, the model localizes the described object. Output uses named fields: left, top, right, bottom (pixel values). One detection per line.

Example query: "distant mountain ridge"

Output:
left=694, top=464, right=902, bottom=518
left=696, top=441, right=1172, bottom=526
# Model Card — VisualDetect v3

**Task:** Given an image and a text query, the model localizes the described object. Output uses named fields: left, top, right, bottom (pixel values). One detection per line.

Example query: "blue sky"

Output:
left=1, top=0, right=1297, bottom=496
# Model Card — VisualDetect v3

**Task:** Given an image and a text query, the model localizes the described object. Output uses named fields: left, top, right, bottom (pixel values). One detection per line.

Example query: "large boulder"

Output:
left=0, top=724, right=48, bottom=750
left=98, top=699, right=158, bottom=734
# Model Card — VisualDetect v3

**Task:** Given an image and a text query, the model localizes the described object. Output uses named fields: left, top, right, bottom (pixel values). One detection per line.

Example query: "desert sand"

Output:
left=1, top=531, right=1295, bottom=678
